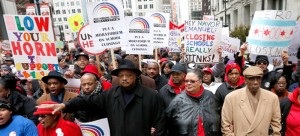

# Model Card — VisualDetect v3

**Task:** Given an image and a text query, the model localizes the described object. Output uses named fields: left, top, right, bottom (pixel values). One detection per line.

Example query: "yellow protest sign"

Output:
left=68, top=14, right=84, bottom=32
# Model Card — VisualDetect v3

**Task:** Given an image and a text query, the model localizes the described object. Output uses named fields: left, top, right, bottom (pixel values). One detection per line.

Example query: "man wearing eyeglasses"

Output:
left=34, top=101, right=82, bottom=136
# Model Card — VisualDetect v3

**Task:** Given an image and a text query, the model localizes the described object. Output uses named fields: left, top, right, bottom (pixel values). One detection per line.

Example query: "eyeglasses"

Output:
left=256, top=61, right=268, bottom=65
left=184, top=80, right=200, bottom=84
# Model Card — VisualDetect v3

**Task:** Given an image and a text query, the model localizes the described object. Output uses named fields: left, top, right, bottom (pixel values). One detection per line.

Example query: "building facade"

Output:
left=212, top=0, right=300, bottom=30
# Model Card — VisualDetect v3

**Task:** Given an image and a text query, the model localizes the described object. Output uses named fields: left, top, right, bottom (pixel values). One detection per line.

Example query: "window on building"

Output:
left=144, top=0, right=147, bottom=1
left=77, top=9, right=81, bottom=13
left=55, top=2, right=59, bottom=7
left=65, top=25, right=69, bottom=29
left=150, top=4, right=153, bottom=9
left=72, top=9, right=76, bottom=13
left=64, top=17, right=67, bottom=21
left=62, top=10, right=66, bottom=14
left=53, top=18, right=56, bottom=22
left=138, top=0, right=141, bottom=1
left=76, top=1, right=80, bottom=6
left=139, top=12, right=143, bottom=16
left=71, top=2, right=74, bottom=6
left=138, top=5, right=142, bottom=9
left=144, top=4, right=147, bottom=9
left=58, top=18, right=62, bottom=21
left=56, top=10, right=60, bottom=14
left=61, top=2, right=64, bottom=6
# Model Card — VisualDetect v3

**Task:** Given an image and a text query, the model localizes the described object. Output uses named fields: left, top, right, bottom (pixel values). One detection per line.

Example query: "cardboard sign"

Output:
left=77, top=24, right=106, bottom=55
left=125, top=16, right=153, bottom=55
left=146, top=12, right=170, bottom=48
left=68, top=14, right=85, bottom=32
left=86, top=1, right=126, bottom=50
left=221, top=36, right=240, bottom=60
left=168, top=30, right=181, bottom=52
left=184, top=20, right=222, bottom=63
left=247, top=10, right=297, bottom=58
left=76, top=118, right=110, bottom=136
left=3, top=15, right=59, bottom=79
left=65, top=78, right=80, bottom=93
left=55, top=41, right=64, bottom=49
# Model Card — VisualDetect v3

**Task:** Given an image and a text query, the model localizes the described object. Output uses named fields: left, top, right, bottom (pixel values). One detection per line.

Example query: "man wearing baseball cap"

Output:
left=34, top=101, right=82, bottom=136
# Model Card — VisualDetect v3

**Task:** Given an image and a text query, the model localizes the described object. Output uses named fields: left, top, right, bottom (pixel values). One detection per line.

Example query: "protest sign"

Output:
left=203, top=15, right=214, bottom=21
left=222, top=27, right=230, bottom=37
left=168, top=30, right=181, bottom=52
left=288, top=22, right=300, bottom=63
left=141, top=59, right=156, bottom=64
left=55, top=41, right=64, bottom=49
left=65, top=78, right=80, bottom=93
left=125, top=16, right=153, bottom=55
left=247, top=10, right=297, bottom=58
left=220, top=36, right=240, bottom=60
left=68, top=14, right=84, bottom=32
left=1, top=40, right=11, bottom=50
left=146, top=12, right=170, bottom=48
left=86, top=1, right=126, bottom=50
left=77, top=24, right=106, bottom=55
left=76, top=118, right=110, bottom=136
left=3, top=15, right=59, bottom=79
left=184, top=20, right=222, bottom=63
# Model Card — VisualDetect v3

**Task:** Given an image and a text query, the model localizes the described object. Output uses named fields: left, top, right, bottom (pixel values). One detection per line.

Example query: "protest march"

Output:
left=1, top=0, right=300, bottom=136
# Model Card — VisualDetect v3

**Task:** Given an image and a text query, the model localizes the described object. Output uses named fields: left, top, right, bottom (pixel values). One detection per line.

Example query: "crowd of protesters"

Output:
left=0, top=42, right=300, bottom=136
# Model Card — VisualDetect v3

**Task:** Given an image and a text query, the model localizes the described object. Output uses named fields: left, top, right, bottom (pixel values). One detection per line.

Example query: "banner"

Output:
left=146, top=12, right=170, bottom=48
left=76, top=118, right=110, bottom=136
left=65, top=79, right=80, bottom=93
left=247, top=10, right=297, bottom=58
left=86, top=1, right=126, bottom=50
left=184, top=20, right=222, bottom=63
left=68, top=14, right=85, bottom=32
left=125, top=16, right=153, bottom=55
left=4, top=15, right=59, bottom=79
left=220, top=36, right=240, bottom=60
left=77, top=24, right=106, bottom=55
left=168, top=30, right=181, bottom=52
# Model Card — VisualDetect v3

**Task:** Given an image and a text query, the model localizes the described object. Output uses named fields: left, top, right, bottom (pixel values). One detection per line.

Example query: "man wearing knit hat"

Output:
left=221, top=66, right=281, bottom=136
left=34, top=101, right=82, bottom=136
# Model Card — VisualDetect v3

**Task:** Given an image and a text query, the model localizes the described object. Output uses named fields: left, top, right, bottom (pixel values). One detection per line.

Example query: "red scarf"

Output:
left=186, top=86, right=204, bottom=97
left=224, top=63, right=245, bottom=87
left=168, top=77, right=185, bottom=94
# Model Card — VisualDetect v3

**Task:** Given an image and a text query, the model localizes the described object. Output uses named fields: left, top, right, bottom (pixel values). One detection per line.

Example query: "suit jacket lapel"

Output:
left=239, top=89, right=255, bottom=124
left=113, top=87, right=126, bottom=110
left=247, top=89, right=267, bottom=133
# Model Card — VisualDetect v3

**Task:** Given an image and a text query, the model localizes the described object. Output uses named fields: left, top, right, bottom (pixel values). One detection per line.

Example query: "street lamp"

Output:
left=35, top=0, right=41, bottom=15
left=223, top=0, right=228, bottom=27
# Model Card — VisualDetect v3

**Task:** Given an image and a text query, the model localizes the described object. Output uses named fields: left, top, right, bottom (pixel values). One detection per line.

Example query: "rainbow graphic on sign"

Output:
left=93, top=2, right=119, bottom=16
left=150, top=13, right=166, bottom=24
left=81, top=124, right=105, bottom=136
left=129, top=17, right=150, bottom=29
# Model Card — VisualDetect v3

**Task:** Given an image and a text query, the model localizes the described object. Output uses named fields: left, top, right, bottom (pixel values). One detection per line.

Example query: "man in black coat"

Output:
left=146, top=61, right=168, bottom=91
left=38, top=59, right=166, bottom=136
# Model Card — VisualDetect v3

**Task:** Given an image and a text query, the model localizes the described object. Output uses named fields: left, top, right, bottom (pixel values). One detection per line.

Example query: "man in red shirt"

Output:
left=34, top=101, right=82, bottom=136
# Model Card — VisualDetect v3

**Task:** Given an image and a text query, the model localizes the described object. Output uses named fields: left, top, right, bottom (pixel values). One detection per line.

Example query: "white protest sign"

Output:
left=1, top=40, right=11, bottom=50
left=65, top=79, right=80, bottom=93
left=184, top=20, right=222, bottom=63
left=77, top=118, right=110, bottom=136
left=222, top=27, right=230, bottom=37
left=220, top=36, right=240, bottom=60
left=125, top=16, right=153, bottom=55
left=203, top=15, right=214, bottom=21
left=86, top=1, right=126, bottom=49
left=3, top=15, right=59, bottom=79
left=168, top=30, right=181, bottom=52
left=247, top=10, right=297, bottom=59
left=77, top=24, right=106, bottom=55
left=288, top=22, right=300, bottom=63
left=146, top=12, right=170, bottom=48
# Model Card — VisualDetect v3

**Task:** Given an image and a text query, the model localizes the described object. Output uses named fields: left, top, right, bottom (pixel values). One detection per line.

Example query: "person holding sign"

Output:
left=64, top=52, right=89, bottom=79
left=37, top=59, right=166, bottom=136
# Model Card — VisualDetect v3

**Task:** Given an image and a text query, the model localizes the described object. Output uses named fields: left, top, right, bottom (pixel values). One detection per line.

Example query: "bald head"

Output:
left=80, top=73, right=99, bottom=95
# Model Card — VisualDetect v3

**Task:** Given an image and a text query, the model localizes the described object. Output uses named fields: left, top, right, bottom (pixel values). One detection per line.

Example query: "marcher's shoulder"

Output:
left=261, top=88, right=278, bottom=99
left=64, top=120, right=81, bottom=130
left=36, top=93, right=50, bottom=104
left=66, top=91, right=79, bottom=98
left=13, top=115, right=35, bottom=126
left=225, top=87, right=244, bottom=99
